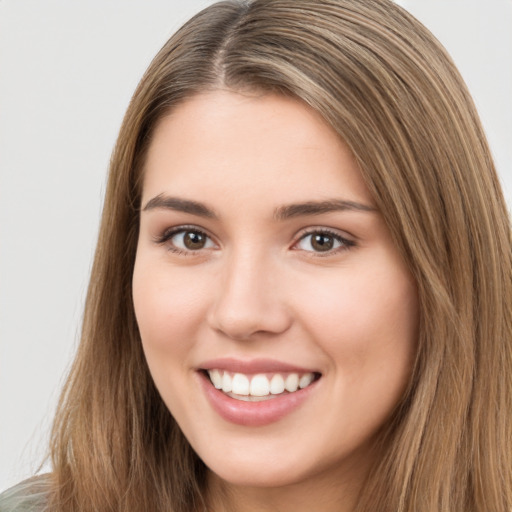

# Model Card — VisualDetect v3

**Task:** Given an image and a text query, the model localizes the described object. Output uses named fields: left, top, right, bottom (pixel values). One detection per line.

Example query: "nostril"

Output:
left=207, top=301, right=293, bottom=341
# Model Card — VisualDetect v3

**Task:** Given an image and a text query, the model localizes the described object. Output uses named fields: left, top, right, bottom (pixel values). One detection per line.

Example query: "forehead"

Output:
left=142, top=90, right=373, bottom=208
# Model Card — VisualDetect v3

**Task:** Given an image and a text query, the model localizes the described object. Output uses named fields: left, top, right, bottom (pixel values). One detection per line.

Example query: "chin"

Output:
left=206, top=458, right=313, bottom=489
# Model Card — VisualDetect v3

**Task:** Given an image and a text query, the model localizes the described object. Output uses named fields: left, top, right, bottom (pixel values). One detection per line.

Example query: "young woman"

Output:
left=1, top=0, right=511, bottom=511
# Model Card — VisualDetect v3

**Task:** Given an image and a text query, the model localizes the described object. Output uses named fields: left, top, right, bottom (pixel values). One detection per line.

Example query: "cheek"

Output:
left=132, top=257, right=208, bottom=359
left=296, top=258, right=418, bottom=387
left=132, top=257, right=213, bottom=420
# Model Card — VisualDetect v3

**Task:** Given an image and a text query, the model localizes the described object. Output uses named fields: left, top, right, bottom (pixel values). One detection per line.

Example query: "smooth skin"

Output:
left=133, top=90, right=419, bottom=512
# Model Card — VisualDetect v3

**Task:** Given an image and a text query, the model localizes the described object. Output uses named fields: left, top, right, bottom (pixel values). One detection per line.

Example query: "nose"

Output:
left=207, top=250, right=292, bottom=340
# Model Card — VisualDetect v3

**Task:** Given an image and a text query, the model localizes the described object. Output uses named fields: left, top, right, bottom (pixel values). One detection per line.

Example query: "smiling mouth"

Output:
left=203, top=369, right=321, bottom=402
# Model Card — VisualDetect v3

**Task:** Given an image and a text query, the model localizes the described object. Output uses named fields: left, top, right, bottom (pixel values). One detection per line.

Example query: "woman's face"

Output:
left=133, top=90, right=418, bottom=492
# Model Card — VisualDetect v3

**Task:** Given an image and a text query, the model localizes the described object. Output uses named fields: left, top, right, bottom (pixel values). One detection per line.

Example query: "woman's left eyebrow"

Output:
left=274, top=199, right=377, bottom=220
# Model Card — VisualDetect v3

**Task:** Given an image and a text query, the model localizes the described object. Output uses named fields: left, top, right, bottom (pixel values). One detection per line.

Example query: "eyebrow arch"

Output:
left=142, top=194, right=217, bottom=218
left=274, top=199, right=376, bottom=220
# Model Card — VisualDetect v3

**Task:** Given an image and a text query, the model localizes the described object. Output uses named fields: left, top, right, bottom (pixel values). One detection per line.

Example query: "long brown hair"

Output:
left=48, top=1, right=512, bottom=511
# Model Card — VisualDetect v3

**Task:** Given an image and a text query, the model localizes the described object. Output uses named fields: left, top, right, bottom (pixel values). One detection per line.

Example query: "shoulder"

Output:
left=0, top=475, right=51, bottom=512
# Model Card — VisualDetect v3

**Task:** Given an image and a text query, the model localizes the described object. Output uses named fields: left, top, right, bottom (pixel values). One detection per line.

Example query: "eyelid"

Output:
left=292, top=226, right=356, bottom=255
left=153, top=224, right=218, bottom=252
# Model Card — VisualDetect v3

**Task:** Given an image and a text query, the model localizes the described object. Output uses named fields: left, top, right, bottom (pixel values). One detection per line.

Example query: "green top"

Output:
left=0, top=476, right=50, bottom=512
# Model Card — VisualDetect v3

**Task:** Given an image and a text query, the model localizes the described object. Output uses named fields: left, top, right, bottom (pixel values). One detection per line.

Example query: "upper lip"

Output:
left=199, top=357, right=320, bottom=375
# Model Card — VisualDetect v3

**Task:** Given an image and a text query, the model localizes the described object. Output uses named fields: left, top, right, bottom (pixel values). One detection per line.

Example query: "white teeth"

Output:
left=285, top=373, right=299, bottom=392
left=222, top=372, right=232, bottom=392
left=299, top=373, right=314, bottom=389
left=270, top=374, right=285, bottom=395
left=231, top=373, right=250, bottom=395
left=207, top=370, right=316, bottom=397
left=250, top=374, right=270, bottom=396
left=209, top=369, right=222, bottom=389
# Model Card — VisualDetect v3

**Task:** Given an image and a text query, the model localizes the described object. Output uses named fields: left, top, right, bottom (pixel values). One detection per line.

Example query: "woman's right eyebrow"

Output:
left=142, top=194, right=218, bottom=218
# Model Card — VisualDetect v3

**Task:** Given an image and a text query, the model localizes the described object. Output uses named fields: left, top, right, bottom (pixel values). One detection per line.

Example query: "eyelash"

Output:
left=294, top=228, right=356, bottom=256
left=154, top=226, right=356, bottom=256
left=154, top=225, right=215, bottom=256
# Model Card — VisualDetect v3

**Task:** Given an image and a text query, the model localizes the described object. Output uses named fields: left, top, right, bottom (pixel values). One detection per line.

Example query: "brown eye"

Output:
left=295, top=230, right=354, bottom=254
left=183, top=231, right=207, bottom=250
left=310, top=233, right=335, bottom=252
left=165, top=228, right=215, bottom=252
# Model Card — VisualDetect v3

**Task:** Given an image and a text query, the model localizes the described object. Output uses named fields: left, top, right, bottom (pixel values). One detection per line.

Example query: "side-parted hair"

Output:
left=47, top=1, right=512, bottom=511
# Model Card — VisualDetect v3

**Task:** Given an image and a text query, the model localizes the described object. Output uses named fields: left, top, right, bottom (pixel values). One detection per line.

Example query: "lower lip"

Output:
left=198, top=372, right=318, bottom=427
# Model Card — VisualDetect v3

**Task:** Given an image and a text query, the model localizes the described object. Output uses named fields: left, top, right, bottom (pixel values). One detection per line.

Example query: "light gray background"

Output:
left=1, top=0, right=511, bottom=492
